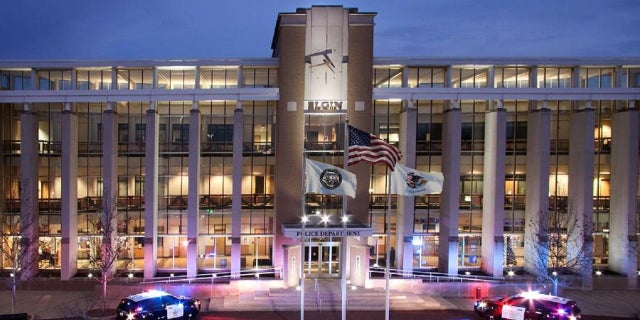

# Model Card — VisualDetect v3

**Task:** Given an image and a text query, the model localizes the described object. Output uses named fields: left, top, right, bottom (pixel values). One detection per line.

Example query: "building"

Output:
left=1, top=6, right=639, bottom=288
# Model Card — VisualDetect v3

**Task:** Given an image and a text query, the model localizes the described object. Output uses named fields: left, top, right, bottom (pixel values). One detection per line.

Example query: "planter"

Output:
left=0, top=313, right=33, bottom=320
left=84, top=309, right=116, bottom=320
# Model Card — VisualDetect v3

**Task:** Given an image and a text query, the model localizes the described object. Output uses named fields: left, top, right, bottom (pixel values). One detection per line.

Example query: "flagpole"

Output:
left=300, top=155, right=306, bottom=320
left=341, top=118, right=349, bottom=320
left=385, top=169, right=391, bottom=320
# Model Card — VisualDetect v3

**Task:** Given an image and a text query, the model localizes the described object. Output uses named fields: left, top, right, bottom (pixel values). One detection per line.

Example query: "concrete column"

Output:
left=70, top=69, right=76, bottom=90
left=237, top=67, right=244, bottom=88
left=20, top=104, right=40, bottom=279
left=111, top=68, right=118, bottom=90
left=102, top=105, right=118, bottom=275
left=397, top=101, right=416, bottom=273
left=438, top=103, right=461, bottom=275
left=445, top=67, right=452, bottom=87
left=529, top=66, right=538, bottom=88
left=487, top=66, right=495, bottom=88
left=572, top=66, right=581, bottom=88
left=186, top=102, right=201, bottom=278
left=61, top=104, right=79, bottom=280
left=523, top=108, right=551, bottom=276
left=615, top=66, right=627, bottom=88
left=481, top=109, right=506, bottom=277
left=231, top=103, right=244, bottom=278
left=31, top=70, right=38, bottom=90
left=152, top=67, right=158, bottom=89
left=568, top=108, right=595, bottom=289
left=609, top=109, right=639, bottom=288
left=144, top=103, right=159, bottom=279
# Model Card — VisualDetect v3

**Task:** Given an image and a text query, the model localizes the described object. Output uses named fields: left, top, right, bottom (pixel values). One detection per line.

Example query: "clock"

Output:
left=303, top=8, right=348, bottom=103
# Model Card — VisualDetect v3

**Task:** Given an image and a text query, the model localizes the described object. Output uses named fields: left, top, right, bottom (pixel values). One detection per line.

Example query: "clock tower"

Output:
left=271, top=6, right=376, bottom=278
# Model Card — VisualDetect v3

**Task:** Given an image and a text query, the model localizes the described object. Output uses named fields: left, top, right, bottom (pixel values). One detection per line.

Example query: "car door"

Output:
left=162, top=295, right=185, bottom=320
left=142, top=297, right=167, bottom=320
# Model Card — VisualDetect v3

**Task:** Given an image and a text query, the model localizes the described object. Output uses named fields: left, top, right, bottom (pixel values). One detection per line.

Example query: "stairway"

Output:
left=208, top=278, right=456, bottom=312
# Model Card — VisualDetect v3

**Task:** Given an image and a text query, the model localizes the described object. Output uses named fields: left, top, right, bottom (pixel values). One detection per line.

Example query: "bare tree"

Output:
left=1, top=179, right=39, bottom=314
left=527, top=207, right=592, bottom=295
left=88, top=192, right=126, bottom=312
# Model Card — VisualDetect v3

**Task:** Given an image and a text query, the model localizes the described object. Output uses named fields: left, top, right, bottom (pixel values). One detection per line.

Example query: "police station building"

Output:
left=1, top=6, right=639, bottom=288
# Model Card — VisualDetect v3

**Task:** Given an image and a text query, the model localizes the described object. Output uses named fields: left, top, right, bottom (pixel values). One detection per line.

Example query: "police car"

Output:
left=116, top=290, right=201, bottom=320
left=473, top=291, right=581, bottom=320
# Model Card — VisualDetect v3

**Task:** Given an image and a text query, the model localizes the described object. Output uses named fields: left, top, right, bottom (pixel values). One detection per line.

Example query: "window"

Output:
left=171, top=124, right=189, bottom=143
left=206, top=124, right=233, bottom=142
left=417, top=123, right=443, bottom=142
left=461, top=122, right=484, bottom=141
left=118, top=124, right=129, bottom=143
left=135, top=124, right=145, bottom=142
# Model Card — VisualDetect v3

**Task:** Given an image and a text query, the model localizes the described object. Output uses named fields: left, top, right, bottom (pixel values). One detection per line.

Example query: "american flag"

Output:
left=347, top=125, right=402, bottom=170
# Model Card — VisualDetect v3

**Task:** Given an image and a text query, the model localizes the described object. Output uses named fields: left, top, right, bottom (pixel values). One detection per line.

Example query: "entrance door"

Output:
left=303, top=240, right=340, bottom=278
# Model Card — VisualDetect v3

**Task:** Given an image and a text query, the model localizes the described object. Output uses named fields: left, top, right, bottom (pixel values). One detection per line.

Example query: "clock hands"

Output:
left=305, top=49, right=336, bottom=73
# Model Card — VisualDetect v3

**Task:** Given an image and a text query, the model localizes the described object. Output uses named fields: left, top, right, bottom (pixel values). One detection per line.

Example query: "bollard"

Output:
left=476, top=287, right=481, bottom=299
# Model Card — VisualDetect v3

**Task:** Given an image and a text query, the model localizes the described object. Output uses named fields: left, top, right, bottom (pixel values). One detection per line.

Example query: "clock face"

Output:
left=305, top=47, right=344, bottom=101
left=303, top=8, right=348, bottom=103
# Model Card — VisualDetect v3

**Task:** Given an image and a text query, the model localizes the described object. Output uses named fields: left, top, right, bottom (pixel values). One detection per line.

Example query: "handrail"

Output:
left=140, top=267, right=282, bottom=285
left=369, top=267, right=505, bottom=283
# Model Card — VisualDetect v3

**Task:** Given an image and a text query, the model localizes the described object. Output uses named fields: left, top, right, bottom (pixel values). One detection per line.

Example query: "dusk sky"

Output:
left=1, top=0, right=639, bottom=60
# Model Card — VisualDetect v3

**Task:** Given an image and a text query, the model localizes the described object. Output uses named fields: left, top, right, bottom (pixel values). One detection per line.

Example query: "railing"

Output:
left=140, top=267, right=282, bottom=285
left=1, top=195, right=613, bottom=214
left=369, top=267, right=505, bottom=283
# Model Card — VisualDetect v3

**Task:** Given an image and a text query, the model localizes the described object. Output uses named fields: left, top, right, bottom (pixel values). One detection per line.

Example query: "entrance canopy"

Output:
left=281, top=223, right=373, bottom=240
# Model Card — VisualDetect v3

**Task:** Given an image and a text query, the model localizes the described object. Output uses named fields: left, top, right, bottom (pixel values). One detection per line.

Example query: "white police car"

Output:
left=474, top=291, right=581, bottom=320
left=116, top=290, right=201, bottom=320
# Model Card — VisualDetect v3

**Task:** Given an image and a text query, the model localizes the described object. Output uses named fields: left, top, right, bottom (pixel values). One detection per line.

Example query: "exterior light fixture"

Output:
left=321, top=215, right=330, bottom=224
left=507, top=270, right=515, bottom=277
left=595, top=270, right=602, bottom=276
left=170, top=273, right=174, bottom=277
left=465, top=271, right=471, bottom=276
left=351, top=285, right=357, bottom=291
left=341, top=216, right=348, bottom=224
left=301, top=216, right=309, bottom=224
left=128, top=273, right=134, bottom=278
left=296, top=286, right=301, bottom=291
left=9, top=273, right=14, bottom=277
left=552, top=271, right=558, bottom=276
left=88, top=273, right=93, bottom=278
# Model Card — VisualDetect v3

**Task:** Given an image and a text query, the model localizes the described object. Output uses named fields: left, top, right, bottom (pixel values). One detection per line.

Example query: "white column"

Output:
left=524, top=106, right=551, bottom=276
left=102, top=104, right=118, bottom=275
left=438, top=101, right=461, bottom=275
left=609, top=109, right=639, bottom=288
left=568, top=108, right=595, bottom=289
left=20, top=103, right=40, bottom=279
left=187, top=102, right=201, bottom=278
left=397, top=100, right=416, bottom=273
left=61, top=103, right=79, bottom=280
left=231, top=103, right=244, bottom=278
left=144, top=102, right=160, bottom=279
left=481, top=107, right=506, bottom=277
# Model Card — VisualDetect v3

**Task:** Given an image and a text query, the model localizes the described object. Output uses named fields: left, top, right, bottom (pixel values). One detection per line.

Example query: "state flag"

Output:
left=390, top=163, right=443, bottom=196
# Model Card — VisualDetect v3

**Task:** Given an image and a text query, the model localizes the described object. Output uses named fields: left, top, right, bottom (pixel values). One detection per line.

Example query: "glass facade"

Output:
left=1, top=59, right=639, bottom=280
